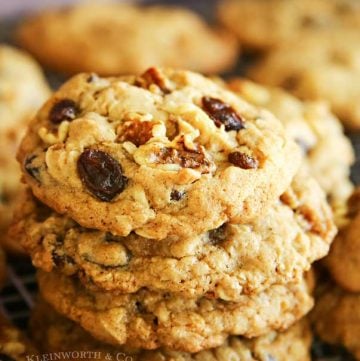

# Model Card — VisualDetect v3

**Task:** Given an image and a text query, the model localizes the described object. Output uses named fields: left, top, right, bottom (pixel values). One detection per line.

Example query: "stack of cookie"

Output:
left=14, top=67, right=336, bottom=358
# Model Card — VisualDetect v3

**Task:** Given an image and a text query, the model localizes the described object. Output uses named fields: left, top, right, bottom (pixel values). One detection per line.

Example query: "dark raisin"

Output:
left=153, top=317, right=159, bottom=326
left=51, top=252, right=74, bottom=268
left=135, top=301, right=146, bottom=313
left=77, top=149, right=127, bottom=202
left=202, top=97, right=245, bottom=131
left=49, top=99, right=78, bottom=124
left=86, top=73, right=98, bottom=83
left=24, top=155, right=41, bottom=181
left=228, top=152, right=258, bottom=169
left=170, top=190, right=184, bottom=201
left=0, top=354, right=16, bottom=361
left=281, top=75, right=300, bottom=91
left=208, top=224, right=227, bottom=245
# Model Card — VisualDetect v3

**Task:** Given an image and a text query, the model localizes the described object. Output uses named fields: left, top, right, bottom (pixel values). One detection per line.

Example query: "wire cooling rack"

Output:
left=1, top=1, right=360, bottom=359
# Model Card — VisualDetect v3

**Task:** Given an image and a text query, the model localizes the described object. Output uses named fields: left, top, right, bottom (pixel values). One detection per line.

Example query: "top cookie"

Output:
left=228, top=78, right=354, bottom=213
left=18, top=68, right=301, bottom=239
left=16, top=3, right=238, bottom=75
left=218, top=0, right=360, bottom=51
left=0, top=45, right=50, bottom=255
left=249, top=30, right=360, bottom=129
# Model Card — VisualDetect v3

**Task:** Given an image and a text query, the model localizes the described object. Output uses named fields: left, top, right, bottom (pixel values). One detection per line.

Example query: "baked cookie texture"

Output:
left=30, top=299, right=312, bottom=361
left=14, top=167, right=335, bottom=299
left=18, top=68, right=301, bottom=239
left=218, top=0, right=360, bottom=51
left=228, top=78, right=354, bottom=212
left=37, top=270, right=313, bottom=353
left=312, top=285, right=360, bottom=360
left=249, top=31, right=360, bottom=129
left=16, top=3, right=238, bottom=76
left=325, top=188, right=360, bottom=292
left=0, top=44, right=50, bottom=255
left=0, top=314, right=38, bottom=361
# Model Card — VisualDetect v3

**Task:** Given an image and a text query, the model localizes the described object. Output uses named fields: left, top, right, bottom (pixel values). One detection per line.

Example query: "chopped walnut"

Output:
left=157, top=141, right=214, bottom=174
left=118, top=119, right=155, bottom=147
left=135, top=67, right=170, bottom=93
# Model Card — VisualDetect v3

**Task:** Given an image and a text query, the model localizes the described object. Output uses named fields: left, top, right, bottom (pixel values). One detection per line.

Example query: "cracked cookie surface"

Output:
left=30, top=299, right=312, bottom=361
left=17, top=3, right=238, bottom=76
left=14, top=167, right=336, bottom=300
left=18, top=68, right=301, bottom=239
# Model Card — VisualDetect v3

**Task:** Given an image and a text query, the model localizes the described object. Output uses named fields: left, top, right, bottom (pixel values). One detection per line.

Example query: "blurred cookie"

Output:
left=312, top=284, right=360, bottom=360
left=0, top=247, right=6, bottom=289
left=249, top=31, right=360, bottom=129
left=18, top=68, right=301, bottom=240
left=325, top=188, right=360, bottom=292
left=218, top=0, right=360, bottom=51
left=0, top=45, right=50, bottom=255
left=38, top=270, right=313, bottom=353
left=0, top=314, right=38, bottom=361
left=14, top=167, right=336, bottom=300
left=30, top=299, right=312, bottom=361
left=228, top=78, right=354, bottom=212
left=17, top=3, right=238, bottom=75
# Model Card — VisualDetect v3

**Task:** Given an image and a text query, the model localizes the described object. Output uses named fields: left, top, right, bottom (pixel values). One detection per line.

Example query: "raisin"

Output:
left=118, top=120, right=153, bottom=146
left=135, top=67, right=170, bottom=93
left=135, top=301, right=146, bottom=313
left=228, top=152, right=258, bottom=169
left=49, top=99, right=78, bottom=124
left=202, top=97, right=245, bottom=131
left=170, top=190, right=184, bottom=201
left=24, top=154, right=41, bottom=181
left=208, top=224, right=227, bottom=245
left=0, top=354, right=16, bottom=361
left=77, top=149, right=127, bottom=202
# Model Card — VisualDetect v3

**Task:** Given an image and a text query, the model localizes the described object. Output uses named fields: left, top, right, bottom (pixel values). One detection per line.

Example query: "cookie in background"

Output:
left=312, top=284, right=360, bottom=361
left=218, top=0, right=360, bottom=52
left=0, top=313, right=38, bottom=361
left=0, top=45, right=50, bottom=256
left=248, top=30, right=360, bottom=130
left=16, top=3, right=239, bottom=76
left=325, top=188, right=360, bottom=292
